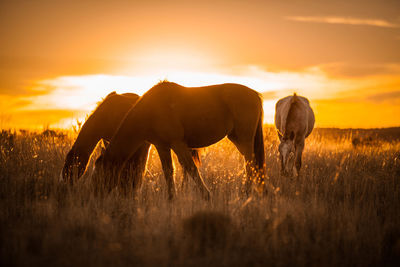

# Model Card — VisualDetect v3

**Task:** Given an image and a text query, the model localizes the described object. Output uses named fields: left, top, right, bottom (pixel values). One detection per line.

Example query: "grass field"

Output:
left=1, top=127, right=399, bottom=266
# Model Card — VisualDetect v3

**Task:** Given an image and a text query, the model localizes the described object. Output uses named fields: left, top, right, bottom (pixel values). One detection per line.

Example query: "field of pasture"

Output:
left=1, top=126, right=399, bottom=266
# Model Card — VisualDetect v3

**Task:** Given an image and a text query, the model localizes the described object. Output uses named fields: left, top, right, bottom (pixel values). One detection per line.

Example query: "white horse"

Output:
left=274, top=93, right=315, bottom=176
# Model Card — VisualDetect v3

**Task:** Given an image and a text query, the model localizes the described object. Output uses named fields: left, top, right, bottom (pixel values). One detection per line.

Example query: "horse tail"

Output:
left=291, top=93, right=298, bottom=103
left=254, top=109, right=265, bottom=177
left=191, top=149, right=201, bottom=167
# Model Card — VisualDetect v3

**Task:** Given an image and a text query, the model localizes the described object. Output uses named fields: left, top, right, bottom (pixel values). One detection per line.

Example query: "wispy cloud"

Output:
left=9, top=67, right=348, bottom=128
left=366, top=90, right=400, bottom=103
left=316, top=63, right=400, bottom=78
left=285, top=16, right=399, bottom=28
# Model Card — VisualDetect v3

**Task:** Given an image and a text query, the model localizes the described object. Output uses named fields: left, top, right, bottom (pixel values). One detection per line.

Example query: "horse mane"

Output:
left=157, top=79, right=170, bottom=85
left=158, top=80, right=180, bottom=87
left=93, top=91, right=116, bottom=110
left=143, top=80, right=180, bottom=97
left=106, top=91, right=117, bottom=98
left=152, top=79, right=176, bottom=88
left=90, top=91, right=140, bottom=116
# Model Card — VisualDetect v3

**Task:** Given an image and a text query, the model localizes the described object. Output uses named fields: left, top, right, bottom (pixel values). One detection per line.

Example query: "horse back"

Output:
left=126, top=82, right=263, bottom=148
left=275, top=94, right=314, bottom=139
left=137, top=82, right=261, bottom=119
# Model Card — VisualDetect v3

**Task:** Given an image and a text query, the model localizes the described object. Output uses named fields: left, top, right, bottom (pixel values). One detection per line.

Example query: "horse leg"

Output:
left=244, top=154, right=259, bottom=195
left=228, top=135, right=258, bottom=195
left=172, top=142, right=210, bottom=200
left=181, top=170, right=189, bottom=191
left=294, top=140, right=304, bottom=176
left=181, top=150, right=200, bottom=191
left=279, top=152, right=284, bottom=173
left=121, top=143, right=150, bottom=197
left=155, top=146, right=176, bottom=200
left=118, top=164, right=133, bottom=196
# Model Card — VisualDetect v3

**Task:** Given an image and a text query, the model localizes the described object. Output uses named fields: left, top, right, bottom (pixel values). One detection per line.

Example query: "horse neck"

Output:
left=73, top=116, right=104, bottom=157
left=104, top=113, right=147, bottom=164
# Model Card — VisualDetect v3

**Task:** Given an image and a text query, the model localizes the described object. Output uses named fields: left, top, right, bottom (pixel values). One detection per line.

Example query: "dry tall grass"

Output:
left=0, top=127, right=399, bottom=266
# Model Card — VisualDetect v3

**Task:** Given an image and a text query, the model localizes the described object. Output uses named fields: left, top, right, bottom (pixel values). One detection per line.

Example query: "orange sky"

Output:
left=1, top=0, right=399, bottom=129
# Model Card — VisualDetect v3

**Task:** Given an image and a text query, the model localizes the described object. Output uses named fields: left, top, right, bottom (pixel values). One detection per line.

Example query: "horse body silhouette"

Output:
left=95, top=82, right=266, bottom=199
left=61, top=92, right=151, bottom=187
left=274, top=93, right=315, bottom=176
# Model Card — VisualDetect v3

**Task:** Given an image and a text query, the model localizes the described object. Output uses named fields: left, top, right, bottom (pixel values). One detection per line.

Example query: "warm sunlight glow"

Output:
left=132, top=47, right=215, bottom=73
left=8, top=63, right=398, bottom=129
left=17, top=67, right=334, bottom=128
left=1, top=0, right=399, bottom=129
left=2, top=2, right=399, bottom=264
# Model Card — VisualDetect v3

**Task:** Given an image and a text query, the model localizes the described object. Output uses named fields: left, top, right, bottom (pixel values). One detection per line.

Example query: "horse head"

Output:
left=278, top=131, right=296, bottom=176
left=60, top=147, right=90, bottom=184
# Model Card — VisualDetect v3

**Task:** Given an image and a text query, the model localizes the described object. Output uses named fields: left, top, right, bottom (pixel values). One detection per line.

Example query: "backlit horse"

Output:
left=274, top=93, right=315, bottom=176
left=61, top=92, right=151, bottom=190
left=95, top=82, right=266, bottom=199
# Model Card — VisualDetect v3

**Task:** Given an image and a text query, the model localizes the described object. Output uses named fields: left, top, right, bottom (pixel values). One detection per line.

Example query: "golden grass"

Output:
left=0, top=127, right=399, bottom=266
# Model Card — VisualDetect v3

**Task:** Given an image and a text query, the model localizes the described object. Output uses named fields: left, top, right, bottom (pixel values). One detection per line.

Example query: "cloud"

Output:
left=285, top=16, right=399, bottom=28
left=317, top=63, right=400, bottom=78
left=3, top=64, right=400, bottom=129
left=366, top=90, right=400, bottom=103
left=314, top=90, right=400, bottom=105
left=0, top=109, right=86, bottom=129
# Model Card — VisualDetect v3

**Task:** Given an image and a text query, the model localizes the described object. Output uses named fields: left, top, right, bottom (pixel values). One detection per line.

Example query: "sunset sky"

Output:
left=1, top=0, right=399, bottom=129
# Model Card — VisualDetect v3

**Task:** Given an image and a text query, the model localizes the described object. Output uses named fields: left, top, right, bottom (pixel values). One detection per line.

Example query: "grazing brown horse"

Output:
left=61, top=92, right=151, bottom=189
left=95, top=82, right=266, bottom=199
left=274, top=93, right=315, bottom=177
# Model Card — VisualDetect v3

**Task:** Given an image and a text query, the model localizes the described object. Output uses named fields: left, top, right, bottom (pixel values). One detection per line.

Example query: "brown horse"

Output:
left=274, top=93, right=315, bottom=177
left=61, top=92, right=151, bottom=190
left=95, top=82, right=266, bottom=199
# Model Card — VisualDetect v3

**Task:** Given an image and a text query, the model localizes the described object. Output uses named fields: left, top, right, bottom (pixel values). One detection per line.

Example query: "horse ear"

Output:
left=100, top=140, right=108, bottom=154
left=102, top=139, right=110, bottom=147
left=289, top=131, right=295, bottom=140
